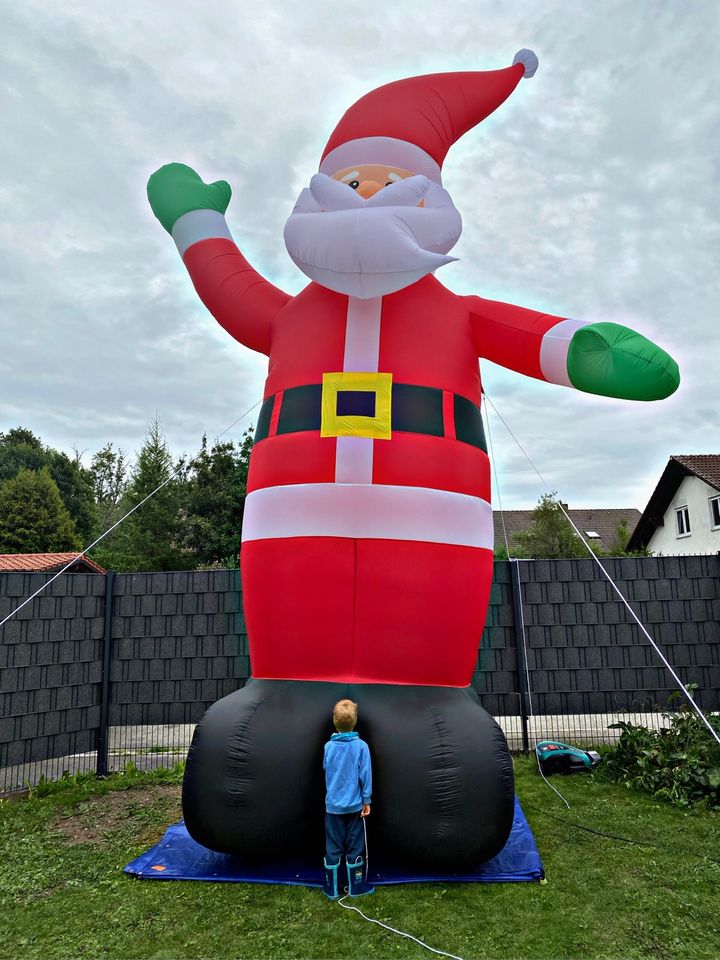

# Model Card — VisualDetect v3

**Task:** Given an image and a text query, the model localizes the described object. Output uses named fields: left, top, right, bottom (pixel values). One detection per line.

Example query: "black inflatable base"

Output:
left=183, top=679, right=515, bottom=870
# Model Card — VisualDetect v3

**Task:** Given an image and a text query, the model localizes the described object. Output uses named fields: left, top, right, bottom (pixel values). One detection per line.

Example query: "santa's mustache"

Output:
left=283, top=173, right=462, bottom=300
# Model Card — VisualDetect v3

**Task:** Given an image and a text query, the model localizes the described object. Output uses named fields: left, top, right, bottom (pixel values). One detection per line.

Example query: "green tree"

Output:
left=602, top=517, right=651, bottom=557
left=511, top=493, right=588, bottom=559
left=182, top=431, right=253, bottom=568
left=0, top=428, right=96, bottom=542
left=604, top=517, right=631, bottom=557
left=0, top=428, right=46, bottom=477
left=90, top=443, right=128, bottom=534
left=0, top=468, right=80, bottom=552
left=100, top=419, right=185, bottom=571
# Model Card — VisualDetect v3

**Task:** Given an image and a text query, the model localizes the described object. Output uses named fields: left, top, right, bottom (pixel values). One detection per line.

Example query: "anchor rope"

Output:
left=0, top=398, right=263, bottom=632
left=482, top=391, right=720, bottom=749
left=483, top=393, right=571, bottom=807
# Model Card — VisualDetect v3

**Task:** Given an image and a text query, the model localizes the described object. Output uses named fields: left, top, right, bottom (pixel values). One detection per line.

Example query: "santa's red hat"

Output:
left=319, top=50, right=538, bottom=183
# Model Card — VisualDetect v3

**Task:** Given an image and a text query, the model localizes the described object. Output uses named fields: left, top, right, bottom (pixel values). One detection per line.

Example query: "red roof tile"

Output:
left=0, top=553, right=106, bottom=574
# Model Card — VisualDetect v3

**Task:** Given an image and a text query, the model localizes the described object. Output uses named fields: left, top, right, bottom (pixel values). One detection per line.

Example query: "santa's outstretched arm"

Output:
left=464, top=294, right=680, bottom=401
left=147, top=164, right=290, bottom=356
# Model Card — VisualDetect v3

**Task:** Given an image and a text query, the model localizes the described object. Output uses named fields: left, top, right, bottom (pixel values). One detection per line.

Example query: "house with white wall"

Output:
left=628, top=455, right=720, bottom=555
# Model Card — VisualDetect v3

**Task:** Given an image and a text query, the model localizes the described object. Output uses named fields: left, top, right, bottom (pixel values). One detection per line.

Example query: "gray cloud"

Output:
left=1, top=0, right=718, bottom=515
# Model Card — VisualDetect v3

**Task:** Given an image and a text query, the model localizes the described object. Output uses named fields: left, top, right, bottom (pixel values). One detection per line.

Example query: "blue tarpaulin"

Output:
left=124, top=797, right=543, bottom=886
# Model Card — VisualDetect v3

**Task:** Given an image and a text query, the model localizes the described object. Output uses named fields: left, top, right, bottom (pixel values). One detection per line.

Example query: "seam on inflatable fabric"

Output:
left=350, top=539, right=359, bottom=682
left=226, top=696, right=263, bottom=811
left=223, top=679, right=309, bottom=836
left=495, top=715, right=516, bottom=837
left=427, top=705, right=457, bottom=847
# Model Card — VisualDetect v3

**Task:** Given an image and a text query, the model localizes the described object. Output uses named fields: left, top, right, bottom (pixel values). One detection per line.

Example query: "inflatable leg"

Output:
left=183, top=678, right=345, bottom=857
left=354, top=683, right=515, bottom=868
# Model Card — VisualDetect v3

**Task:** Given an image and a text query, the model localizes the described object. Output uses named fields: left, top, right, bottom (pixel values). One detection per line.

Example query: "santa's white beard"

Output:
left=283, top=174, right=462, bottom=299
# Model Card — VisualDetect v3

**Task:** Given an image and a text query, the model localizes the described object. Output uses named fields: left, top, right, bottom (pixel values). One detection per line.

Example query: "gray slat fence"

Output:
left=1, top=556, right=718, bottom=792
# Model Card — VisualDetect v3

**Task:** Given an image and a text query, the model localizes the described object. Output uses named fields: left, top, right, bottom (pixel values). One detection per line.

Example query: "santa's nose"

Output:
left=356, top=179, right=383, bottom=199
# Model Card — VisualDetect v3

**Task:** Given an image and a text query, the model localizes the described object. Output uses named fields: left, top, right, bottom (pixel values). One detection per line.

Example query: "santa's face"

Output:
left=283, top=162, right=462, bottom=300
left=330, top=163, right=419, bottom=199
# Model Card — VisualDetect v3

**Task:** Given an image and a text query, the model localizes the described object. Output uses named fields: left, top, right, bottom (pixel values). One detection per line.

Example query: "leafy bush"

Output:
left=600, top=702, right=720, bottom=808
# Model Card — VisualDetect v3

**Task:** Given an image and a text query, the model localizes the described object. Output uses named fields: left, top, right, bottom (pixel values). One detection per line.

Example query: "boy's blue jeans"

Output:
left=325, top=812, right=364, bottom=863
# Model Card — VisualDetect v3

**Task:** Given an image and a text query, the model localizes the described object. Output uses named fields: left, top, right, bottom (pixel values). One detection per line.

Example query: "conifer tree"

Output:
left=182, top=430, right=253, bottom=568
left=102, top=419, right=184, bottom=571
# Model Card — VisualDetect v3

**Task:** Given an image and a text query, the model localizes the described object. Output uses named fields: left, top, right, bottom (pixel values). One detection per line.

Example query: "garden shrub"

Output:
left=600, top=702, right=720, bottom=809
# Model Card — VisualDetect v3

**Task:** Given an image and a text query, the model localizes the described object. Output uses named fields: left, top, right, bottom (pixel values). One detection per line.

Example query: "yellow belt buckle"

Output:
left=320, top=372, right=393, bottom=440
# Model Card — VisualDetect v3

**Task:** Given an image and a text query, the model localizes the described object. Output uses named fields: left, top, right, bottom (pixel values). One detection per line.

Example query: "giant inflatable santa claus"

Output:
left=148, top=50, right=679, bottom=868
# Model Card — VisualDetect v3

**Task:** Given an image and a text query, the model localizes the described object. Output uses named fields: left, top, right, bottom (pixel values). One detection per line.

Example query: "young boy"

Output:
left=322, top=699, right=375, bottom=900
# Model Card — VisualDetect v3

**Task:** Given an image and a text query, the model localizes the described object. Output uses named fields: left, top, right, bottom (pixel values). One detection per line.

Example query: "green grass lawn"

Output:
left=2, top=758, right=719, bottom=960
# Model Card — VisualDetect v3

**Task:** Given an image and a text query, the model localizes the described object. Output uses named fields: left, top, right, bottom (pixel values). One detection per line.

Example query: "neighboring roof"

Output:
left=493, top=508, right=641, bottom=554
left=627, top=455, right=720, bottom=551
left=672, top=455, right=720, bottom=490
left=0, top=553, right=107, bottom=574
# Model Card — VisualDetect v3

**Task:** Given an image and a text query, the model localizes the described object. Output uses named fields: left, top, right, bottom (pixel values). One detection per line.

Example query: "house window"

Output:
left=676, top=506, right=691, bottom=537
left=585, top=531, right=600, bottom=539
left=710, top=496, right=720, bottom=530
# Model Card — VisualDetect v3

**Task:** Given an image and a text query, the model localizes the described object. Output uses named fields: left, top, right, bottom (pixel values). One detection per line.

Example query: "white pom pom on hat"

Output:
left=513, top=49, right=539, bottom=78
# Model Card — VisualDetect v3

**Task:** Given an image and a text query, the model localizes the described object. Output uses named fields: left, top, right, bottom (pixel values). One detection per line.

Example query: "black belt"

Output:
left=254, top=382, right=486, bottom=452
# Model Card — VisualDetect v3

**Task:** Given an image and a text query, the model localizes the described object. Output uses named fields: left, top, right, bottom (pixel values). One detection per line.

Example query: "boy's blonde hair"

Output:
left=332, top=699, right=358, bottom=732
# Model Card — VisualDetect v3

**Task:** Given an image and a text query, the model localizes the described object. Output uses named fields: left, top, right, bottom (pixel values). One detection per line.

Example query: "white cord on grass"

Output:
left=0, top=398, right=263, bottom=632
left=362, top=813, right=369, bottom=881
left=483, top=392, right=720, bottom=749
left=337, top=896, right=465, bottom=960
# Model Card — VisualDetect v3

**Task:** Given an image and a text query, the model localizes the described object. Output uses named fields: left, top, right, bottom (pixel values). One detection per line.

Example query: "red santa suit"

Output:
left=174, top=50, right=579, bottom=688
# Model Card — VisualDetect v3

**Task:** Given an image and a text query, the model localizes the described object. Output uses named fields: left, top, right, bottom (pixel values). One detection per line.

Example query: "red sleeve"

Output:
left=463, top=294, right=565, bottom=381
left=183, top=238, right=291, bottom=357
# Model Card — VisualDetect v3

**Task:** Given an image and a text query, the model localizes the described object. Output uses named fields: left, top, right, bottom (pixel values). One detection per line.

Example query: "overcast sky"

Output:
left=2, top=0, right=718, bottom=514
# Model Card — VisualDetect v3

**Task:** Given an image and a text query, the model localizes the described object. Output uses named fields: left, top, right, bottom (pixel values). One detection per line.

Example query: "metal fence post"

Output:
left=96, top=570, right=115, bottom=777
left=509, top=560, right=530, bottom=754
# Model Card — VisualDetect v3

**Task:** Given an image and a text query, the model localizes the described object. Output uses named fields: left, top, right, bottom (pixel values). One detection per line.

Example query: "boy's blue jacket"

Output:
left=323, top=732, right=372, bottom=815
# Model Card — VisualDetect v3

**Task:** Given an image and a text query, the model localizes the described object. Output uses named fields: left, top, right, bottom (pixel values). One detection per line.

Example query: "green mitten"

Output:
left=567, top=322, right=680, bottom=401
left=147, top=163, right=231, bottom=234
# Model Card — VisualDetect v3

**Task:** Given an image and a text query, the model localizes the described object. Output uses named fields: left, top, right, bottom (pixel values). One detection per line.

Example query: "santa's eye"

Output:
left=348, top=180, right=360, bottom=190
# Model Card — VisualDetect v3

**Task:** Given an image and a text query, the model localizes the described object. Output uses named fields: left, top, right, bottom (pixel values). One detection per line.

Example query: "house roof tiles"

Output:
left=0, top=553, right=106, bottom=574
left=493, top=508, right=641, bottom=554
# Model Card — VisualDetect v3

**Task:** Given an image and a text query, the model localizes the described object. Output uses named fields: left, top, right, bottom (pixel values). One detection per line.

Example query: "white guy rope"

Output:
left=482, top=393, right=720, bottom=749
left=483, top=395, right=571, bottom=807
left=0, top=398, right=263, bottom=632
left=482, top=393, right=510, bottom=559
left=337, top=896, right=465, bottom=960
